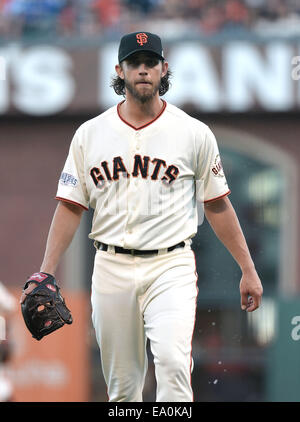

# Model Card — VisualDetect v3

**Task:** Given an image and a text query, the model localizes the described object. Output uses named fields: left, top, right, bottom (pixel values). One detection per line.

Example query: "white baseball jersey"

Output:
left=56, top=100, right=230, bottom=250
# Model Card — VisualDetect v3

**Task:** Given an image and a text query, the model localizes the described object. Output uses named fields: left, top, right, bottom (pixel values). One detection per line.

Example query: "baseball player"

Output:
left=20, top=32, right=263, bottom=402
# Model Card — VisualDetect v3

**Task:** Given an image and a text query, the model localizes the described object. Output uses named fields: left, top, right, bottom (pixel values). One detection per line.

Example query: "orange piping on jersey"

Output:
left=55, top=196, right=89, bottom=211
left=204, top=190, right=231, bottom=204
left=117, top=99, right=167, bottom=130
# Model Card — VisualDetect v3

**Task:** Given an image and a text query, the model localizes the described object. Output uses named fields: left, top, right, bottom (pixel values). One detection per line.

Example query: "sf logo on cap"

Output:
left=136, top=33, right=148, bottom=46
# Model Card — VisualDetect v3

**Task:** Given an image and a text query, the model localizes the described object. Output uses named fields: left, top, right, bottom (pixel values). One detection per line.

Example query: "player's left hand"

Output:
left=239, top=268, right=263, bottom=312
left=20, top=272, right=73, bottom=340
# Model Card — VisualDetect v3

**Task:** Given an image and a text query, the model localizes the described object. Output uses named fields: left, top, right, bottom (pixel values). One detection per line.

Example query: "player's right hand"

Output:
left=19, top=283, right=36, bottom=304
left=239, top=269, right=263, bottom=312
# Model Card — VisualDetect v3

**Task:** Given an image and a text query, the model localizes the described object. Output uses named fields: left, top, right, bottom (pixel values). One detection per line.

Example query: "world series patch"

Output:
left=59, top=172, right=78, bottom=187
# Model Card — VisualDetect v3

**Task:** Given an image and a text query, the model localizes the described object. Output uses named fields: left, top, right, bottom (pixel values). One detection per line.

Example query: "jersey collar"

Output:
left=117, top=99, right=167, bottom=131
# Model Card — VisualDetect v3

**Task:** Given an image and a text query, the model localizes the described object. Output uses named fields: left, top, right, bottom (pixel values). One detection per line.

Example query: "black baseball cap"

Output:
left=118, top=31, right=164, bottom=63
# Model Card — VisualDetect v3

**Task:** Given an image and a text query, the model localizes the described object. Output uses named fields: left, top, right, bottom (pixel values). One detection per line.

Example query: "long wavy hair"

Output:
left=110, top=64, right=172, bottom=97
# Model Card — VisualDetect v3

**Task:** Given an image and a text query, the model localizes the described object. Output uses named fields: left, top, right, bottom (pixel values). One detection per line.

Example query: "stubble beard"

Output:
left=124, top=78, right=161, bottom=104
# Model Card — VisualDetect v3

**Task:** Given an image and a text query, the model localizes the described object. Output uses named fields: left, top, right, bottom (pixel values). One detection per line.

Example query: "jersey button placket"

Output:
left=135, top=131, right=141, bottom=151
left=134, top=132, right=141, bottom=185
left=124, top=131, right=141, bottom=247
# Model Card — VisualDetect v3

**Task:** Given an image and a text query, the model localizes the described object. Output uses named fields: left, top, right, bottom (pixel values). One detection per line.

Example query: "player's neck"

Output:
left=120, top=95, right=164, bottom=127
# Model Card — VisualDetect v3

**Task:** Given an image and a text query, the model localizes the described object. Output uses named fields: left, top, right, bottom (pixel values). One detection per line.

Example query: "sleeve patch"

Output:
left=211, top=154, right=225, bottom=178
left=59, top=172, right=78, bottom=187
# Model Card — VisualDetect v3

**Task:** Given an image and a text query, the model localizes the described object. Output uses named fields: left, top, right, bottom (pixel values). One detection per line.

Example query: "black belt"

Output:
left=94, top=241, right=185, bottom=256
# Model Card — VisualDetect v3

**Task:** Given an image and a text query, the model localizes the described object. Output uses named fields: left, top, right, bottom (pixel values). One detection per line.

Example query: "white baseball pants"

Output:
left=91, top=244, right=198, bottom=402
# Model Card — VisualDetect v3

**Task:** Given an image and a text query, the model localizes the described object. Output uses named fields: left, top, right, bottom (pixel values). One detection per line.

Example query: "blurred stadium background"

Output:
left=0, top=0, right=300, bottom=402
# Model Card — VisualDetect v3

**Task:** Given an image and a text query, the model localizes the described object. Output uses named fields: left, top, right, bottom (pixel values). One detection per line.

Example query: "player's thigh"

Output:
left=143, top=263, right=198, bottom=359
left=91, top=251, right=145, bottom=357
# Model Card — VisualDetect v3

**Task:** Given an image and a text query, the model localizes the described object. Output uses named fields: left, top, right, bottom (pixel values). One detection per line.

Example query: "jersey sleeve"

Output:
left=55, top=129, right=89, bottom=210
left=195, top=126, right=230, bottom=203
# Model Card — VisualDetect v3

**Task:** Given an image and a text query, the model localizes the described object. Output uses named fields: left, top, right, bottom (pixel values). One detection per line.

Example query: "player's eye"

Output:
left=145, top=58, right=159, bottom=67
left=127, top=57, right=159, bottom=68
left=127, top=60, right=140, bottom=68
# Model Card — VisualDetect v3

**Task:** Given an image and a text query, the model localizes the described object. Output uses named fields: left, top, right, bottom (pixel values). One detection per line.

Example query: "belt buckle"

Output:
left=130, top=249, right=135, bottom=256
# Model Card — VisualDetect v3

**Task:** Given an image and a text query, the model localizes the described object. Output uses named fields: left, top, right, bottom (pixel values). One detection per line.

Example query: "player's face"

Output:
left=117, top=53, right=168, bottom=103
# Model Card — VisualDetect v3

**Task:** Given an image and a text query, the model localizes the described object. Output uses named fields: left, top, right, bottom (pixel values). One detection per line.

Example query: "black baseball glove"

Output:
left=21, top=272, right=73, bottom=341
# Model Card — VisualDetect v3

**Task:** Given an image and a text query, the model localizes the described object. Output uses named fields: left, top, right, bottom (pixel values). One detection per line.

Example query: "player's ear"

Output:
left=115, top=63, right=124, bottom=80
left=161, top=60, right=168, bottom=78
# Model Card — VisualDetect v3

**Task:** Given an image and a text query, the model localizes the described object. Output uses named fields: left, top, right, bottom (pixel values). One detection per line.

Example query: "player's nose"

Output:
left=138, top=63, right=148, bottom=74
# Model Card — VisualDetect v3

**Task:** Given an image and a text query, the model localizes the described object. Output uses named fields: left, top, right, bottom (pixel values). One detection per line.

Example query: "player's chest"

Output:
left=85, top=130, right=195, bottom=186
